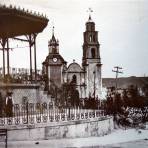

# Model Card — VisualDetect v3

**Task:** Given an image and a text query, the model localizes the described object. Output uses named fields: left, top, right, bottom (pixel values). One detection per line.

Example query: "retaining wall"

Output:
left=5, top=116, right=113, bottom=141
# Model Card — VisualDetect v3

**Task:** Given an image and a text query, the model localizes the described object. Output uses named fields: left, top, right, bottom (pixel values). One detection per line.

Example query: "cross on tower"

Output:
left=51, top=20, right=55, bottom=35
left=87, top=8, right=93, bottom=18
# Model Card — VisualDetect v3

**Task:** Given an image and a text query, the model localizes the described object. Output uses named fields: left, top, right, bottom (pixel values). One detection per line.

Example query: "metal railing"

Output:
left=0, top=103, right=105, bottom=126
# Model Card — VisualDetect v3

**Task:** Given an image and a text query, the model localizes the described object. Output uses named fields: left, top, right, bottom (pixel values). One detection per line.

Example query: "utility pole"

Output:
left=112, top=66, right=123, bottom=92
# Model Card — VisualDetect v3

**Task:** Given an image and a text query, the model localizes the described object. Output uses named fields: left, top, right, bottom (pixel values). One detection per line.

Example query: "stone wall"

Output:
left=45, top=117, right=113, bottom=139
left=5, top=116, right=113, bottom=141
left=0, top=84, right=39, bottom=103
left=0, top=83, right=50, bottom=104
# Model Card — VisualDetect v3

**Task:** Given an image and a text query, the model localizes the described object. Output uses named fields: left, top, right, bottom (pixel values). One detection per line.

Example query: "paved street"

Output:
left=106, top=139, right=148, bottom=148
left=0, top=128, right=148, bottom=148
left=1, top=139, right=148, bottom=148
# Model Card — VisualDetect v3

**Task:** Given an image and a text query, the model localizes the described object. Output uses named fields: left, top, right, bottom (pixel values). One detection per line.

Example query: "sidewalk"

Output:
left=0, top=128, right=148, bottom=148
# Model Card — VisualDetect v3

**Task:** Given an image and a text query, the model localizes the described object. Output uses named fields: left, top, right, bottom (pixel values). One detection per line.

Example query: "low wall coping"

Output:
left=0, top=116, right=113, bottom=131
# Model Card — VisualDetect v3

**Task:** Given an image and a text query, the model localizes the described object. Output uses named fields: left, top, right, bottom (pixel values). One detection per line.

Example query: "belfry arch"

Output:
left=91, top=48, right=96, bottom=58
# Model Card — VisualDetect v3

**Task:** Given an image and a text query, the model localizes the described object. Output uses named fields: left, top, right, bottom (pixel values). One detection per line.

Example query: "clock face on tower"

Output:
left=53, top=58, right=58, bottom=63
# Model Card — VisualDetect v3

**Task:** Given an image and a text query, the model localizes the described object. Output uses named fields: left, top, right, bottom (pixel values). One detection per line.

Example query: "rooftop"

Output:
left=0, top=4, right=49, bottom=38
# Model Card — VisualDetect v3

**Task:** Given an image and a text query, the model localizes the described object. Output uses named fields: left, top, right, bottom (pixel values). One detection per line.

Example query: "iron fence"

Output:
left=0, top=103, right=105, bottom=126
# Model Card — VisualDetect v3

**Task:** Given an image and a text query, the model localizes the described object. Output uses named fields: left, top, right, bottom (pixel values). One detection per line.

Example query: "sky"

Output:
left=0, top=0, right=148, bottom=78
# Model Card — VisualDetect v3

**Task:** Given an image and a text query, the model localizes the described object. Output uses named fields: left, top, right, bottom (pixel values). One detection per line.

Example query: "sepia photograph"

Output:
left=0, top=0, right=148, bottom=147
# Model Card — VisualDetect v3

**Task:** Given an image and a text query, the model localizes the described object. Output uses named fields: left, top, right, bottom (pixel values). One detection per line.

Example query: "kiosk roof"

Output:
left=0, top=5, right=49, bottom=38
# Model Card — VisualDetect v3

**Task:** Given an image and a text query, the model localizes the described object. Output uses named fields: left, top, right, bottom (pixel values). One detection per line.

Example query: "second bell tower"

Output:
left=82, top=15, right=102, bottom=98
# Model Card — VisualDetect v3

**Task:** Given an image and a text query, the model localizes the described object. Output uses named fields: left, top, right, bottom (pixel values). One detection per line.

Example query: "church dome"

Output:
left=67, top=62, right=83, bottom=72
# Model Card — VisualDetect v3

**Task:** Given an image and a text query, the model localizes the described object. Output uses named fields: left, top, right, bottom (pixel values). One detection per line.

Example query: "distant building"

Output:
left=103, top=77, right=148, bottom=99
left=43, top=15, right=102, bottom=99
left=102, top=77, right=148, bottom=89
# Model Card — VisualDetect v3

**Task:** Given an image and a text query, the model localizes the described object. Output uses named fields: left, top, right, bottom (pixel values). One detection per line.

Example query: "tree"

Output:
left=142, top=84, right=148, bottom=97
left=114, top=93, right=123, bottom=114
left=59, top=81, right=80, bottom=108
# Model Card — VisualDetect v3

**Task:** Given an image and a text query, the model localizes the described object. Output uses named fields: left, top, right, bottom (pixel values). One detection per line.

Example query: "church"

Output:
left=42, top=15, right=102, bottom=100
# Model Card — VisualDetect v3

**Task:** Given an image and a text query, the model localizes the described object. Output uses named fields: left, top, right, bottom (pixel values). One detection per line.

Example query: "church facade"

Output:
left=42, top=16, right=102, bottom=99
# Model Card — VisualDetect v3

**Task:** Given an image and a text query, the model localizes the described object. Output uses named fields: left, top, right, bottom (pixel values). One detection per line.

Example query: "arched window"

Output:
left=52, top=48, right=57, bottom=53
left=93, top=35, right=96, bottom=42
left=91, top=48, right=95, bottom=58
left=91, top=25, right=94, bottom=31
left=89, top=35, right=92, bottom=42
left=72, top=75, right=77, bottom=84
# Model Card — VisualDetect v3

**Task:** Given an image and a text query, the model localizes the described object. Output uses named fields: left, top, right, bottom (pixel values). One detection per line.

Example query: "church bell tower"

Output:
left=82, top=15, right=102, bottom=98
left=42, top=27, right=66, bottom=91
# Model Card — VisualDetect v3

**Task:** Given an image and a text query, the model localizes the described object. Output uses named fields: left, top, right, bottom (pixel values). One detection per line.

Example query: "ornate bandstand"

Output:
left=0, top=4, right=49, bottom=103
